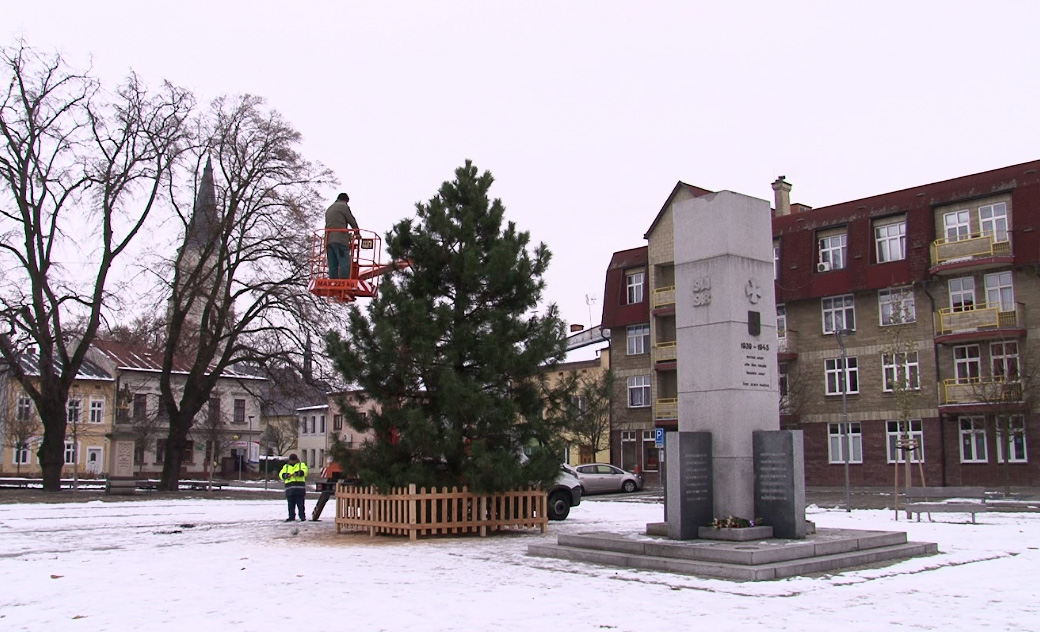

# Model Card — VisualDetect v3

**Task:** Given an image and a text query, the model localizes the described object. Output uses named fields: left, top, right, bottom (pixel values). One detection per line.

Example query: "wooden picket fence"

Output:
left=334, top=483, right=548, bottom=540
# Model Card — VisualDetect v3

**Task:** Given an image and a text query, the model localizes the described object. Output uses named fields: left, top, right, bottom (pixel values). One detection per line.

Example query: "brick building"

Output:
left=600, top=159, right=1039, bottom=488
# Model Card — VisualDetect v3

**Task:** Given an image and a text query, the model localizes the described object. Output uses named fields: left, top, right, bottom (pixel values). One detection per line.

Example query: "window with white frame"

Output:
left=943, top=209, right=971, bottom=241
left=627, top=375, right=651, bottom=408
left=886, top=420, right=924, bottom=463
left=996, top=415, right=1027, bottom=463
left=626, top=324, right=650, bottom=355
left=773, top=242, right=780, bottom=280
left=299, top=416, right=307, bottom=434
left=979, top=202, right=1008, bottom=242
left=89, top=398, right=105, bottom=424
left=776, top=304, right=787, bottom=339
left=828, top=422, right=862, bottom=464
left=626, top=270, right=645, bottom=305
left=66, top=398, right=81, bottom=425
left=883, top=352, right=920, bottom=392
left=949, top=277, right=976, bottom=312
left=14, top=442, right=32, bottom=465
left=879, top=287, right=915, bottom=326
left=991, top=341, right=1020, bottom=380
left=954, top=345, right=981, bottom=382
left=984, top=271, right=1014, bottom=311
left=64, top=440, right=76, bottom=465
left=233, top=398, right=246, bottom=424
left=821, top=294, right=855, bottom=334
left=959, top=416, right=988, bottom=463
left=16, top=394, right=32, bottom=421
left=320, top=415, right=326, bottom=434
left=825, top=357, right=859, bottom=395
left=778, top=363, right=791, bottom=411
left=817, top=231, right=847, bottom=270
left=874, top=217, right=906, bottom=263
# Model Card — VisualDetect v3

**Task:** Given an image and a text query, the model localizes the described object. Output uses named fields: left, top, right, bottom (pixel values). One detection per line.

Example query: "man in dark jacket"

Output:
left=325, top=193, right=359, bottom=279
left=279, top=453, right=309, bottom=522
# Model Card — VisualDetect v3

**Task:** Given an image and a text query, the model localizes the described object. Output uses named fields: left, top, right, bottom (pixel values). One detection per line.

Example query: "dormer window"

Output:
left=817, top=229, right=847, bottom=271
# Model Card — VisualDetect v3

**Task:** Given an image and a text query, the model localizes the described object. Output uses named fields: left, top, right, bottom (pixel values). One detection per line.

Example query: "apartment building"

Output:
left=542, top=350, right=611, bottom=466
left=600, top=246, right=662, bottom=484
left=773, top=161, right=1040, bottom=487
left=297, top=391, right=378, bottom=474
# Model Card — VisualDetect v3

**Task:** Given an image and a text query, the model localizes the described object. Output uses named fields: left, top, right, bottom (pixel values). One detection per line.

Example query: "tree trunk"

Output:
left=159, top=415, right=193, bottom=491
left=37, top=401, right=68, bottom=492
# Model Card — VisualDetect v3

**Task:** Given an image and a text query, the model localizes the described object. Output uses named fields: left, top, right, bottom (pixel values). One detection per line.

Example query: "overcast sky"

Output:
left=7, top=1, right=1040, bottom=330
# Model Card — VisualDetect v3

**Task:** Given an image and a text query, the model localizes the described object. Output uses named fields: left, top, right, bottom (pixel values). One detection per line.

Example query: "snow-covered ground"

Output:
left=1, top=496, right=1037, bottom=631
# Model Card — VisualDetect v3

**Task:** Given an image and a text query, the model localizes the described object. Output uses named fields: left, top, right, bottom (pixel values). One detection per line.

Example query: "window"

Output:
left=182, top=440, right=194, bottom=464
left=959, top=416, right=988, bottom=463
left=883, top=352, right=920, bottom=392
left=879, top=287, right=915, bottom=326
left=299, top=416, right=307, bottom=434
left=134, top=441, right=145, bottom=464
left=773, top=242, right=781, bottom=280
left=309, top=416, right=316, bottom=434
left=16, top=395, right=32, bottom=421
left=89, top=398, right=104, bottom=424
left=954, top=345, right=981, bottom=383
left=991, top=341, right=1019, bottom=380
left=776, top=305, right=787, bottom=339
left=874, top=218, right=906, bottom=262
left=208, top=398, right=221, bottom=423
left=64, top=441, right=76, bottom=465
left=233, top=399, right=246, bottom=424
left=643, top=430, right=660, bottom=471
left=825, top=357, right=859, bottom=395
left=949, top=277, right=975, bottom=312
left=333, top=414, right=343, bottom=431
left=996, top=415, right=1027, bottom=463
left=14, top=442, right=31, bottom=465
left=821, top=294, right=855, bottom=334
left=818, top=232, right=847, bottom=270
left=984, top=271, right=1014, bottom=311
left=320, top=415, right=326, bottom=434
left=66, top=398, right=81, bottom=425
left=778, top=363, right=791, bottom=412
left=943, top=209, right=971, bottom=241
left=156, top=439, right=166, bottom=463
left=979, top=202, right=1008, bottom=242
left=133, top=393, right=148, bottom=420
left=626, top=270, right=645, bottom=304
left=626, top=324, right=650, bottom=355
left=886, top=420, right=924, bottom=463
left=828, top=423, right=863, bottom=464
left=627, top=375, right=651, bottom=408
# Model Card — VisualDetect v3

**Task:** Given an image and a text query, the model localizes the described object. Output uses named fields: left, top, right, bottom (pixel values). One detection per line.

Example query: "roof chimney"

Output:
left=772, top=176, right=792, bottom=217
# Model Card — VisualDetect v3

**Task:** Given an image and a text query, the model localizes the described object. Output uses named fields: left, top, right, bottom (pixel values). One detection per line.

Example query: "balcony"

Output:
left=940, top=377, right=1023, bottom=407
left=653, top=340, right=677, bottom=365
left=653, top=286, right=676, bottom=313
left=777, top=330, right=797, bottom=361
left=935, top=302, right=1025, bottom=344
left=930, top=232, right=1013, bottom=275
left=655, top=398, right=678, bottom=421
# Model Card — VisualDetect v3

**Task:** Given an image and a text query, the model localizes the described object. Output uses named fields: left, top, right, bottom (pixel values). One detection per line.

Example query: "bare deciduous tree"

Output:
left=0, top=371, right=42, bottom=474
left=154, top=95, right=333, bottom=491
left=0, top=42, right=193, bottom=490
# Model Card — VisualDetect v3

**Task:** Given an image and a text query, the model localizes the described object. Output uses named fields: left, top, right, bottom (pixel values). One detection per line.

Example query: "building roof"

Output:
left=600, top=246, right=649, bottom=328
left=643, top=181, right=714, bottom=239
left=16, top=353, right=114, bottom=381
left=91, top=339, right=263, bottom=380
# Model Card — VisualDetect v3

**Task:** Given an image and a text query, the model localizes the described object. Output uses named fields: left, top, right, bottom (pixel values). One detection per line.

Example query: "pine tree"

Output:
left=326, top=160, right=568, bottom=493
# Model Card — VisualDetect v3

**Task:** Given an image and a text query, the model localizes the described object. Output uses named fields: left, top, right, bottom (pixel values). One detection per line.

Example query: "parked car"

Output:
left=569, top=463, right=644, bottom=494
left=548, top=464, right=583, bottom=521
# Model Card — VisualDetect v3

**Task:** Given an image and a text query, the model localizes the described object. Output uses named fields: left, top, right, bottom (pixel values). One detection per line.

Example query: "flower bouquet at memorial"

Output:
left=709, top=516, right=765, bottom=529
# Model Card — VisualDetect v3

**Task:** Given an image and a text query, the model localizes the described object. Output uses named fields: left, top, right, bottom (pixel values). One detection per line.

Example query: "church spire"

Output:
left=185, top=156, right=218, bottom=252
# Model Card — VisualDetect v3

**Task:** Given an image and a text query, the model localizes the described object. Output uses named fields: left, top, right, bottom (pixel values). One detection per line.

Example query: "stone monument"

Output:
left=666, top=190, right=805, bottom=538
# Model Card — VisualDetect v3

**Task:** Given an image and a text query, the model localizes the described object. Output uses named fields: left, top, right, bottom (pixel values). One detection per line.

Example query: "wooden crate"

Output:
left=334, top=483, right=548, bottom=540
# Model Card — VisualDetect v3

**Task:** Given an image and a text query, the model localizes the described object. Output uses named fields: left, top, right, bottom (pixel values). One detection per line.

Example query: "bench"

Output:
left=905, top=486, right=987, bottom=524
left=183, top=480, right=226, bottom=491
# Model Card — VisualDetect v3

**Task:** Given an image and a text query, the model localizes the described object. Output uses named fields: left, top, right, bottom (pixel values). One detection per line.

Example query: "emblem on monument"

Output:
left=744, top=279, right=762, bottom=304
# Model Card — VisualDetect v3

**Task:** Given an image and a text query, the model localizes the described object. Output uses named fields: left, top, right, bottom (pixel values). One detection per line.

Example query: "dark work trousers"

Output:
left=285, top=486, right=306, bottom=520
left=326, top=243, right=352, bottom=279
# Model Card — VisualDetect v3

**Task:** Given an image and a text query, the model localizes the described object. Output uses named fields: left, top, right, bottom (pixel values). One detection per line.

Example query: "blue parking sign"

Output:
left=654, top=427, right=665, bottom=447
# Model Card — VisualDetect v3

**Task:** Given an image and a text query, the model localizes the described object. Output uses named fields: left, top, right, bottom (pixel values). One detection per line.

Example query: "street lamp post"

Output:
left=834, top=328, right=854, bottom=512
left=248, top=415, right=254, bottom=480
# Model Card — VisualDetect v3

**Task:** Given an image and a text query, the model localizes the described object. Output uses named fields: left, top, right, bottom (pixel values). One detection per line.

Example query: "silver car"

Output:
left=570, top=463, right=644, bottom=494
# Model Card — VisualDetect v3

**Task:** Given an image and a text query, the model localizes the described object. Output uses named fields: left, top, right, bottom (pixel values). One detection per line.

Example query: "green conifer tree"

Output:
left=326, top=160, right=568, bottom=492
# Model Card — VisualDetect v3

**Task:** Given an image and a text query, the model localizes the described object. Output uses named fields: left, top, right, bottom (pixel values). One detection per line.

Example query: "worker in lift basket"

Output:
left=279, top=453, right=309, bottom=522
left=325, top=192, right=359, bottom=279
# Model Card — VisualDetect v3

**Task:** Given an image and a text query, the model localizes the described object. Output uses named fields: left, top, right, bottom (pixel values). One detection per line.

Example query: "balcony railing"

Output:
left=931, top=231, right=1012, bottom=268
left=655, top=398, right=678, bottom=420
left=654, top=286, right=676, bottom=309
left=777, top=330, right=797, bottom=355
left=940, top=376, right=1023, bottom=405
left=936, top=302, right=1020, bottom=335
left=653, top=340, right=677, bottom=364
